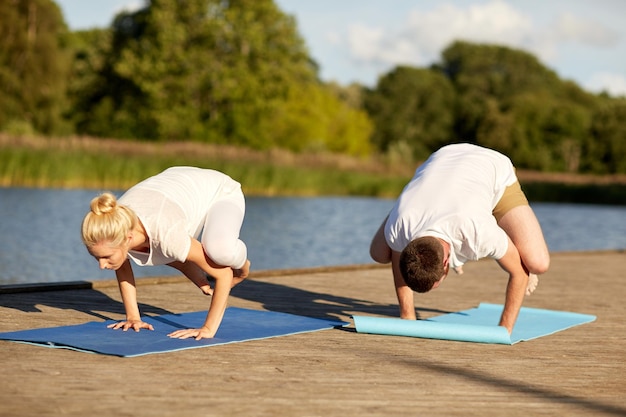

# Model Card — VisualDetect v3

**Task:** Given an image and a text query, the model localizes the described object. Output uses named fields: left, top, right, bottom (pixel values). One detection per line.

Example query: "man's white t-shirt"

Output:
left=119, top=167, right=243, bottom=266
left=384, top=144, right=518, bottom=268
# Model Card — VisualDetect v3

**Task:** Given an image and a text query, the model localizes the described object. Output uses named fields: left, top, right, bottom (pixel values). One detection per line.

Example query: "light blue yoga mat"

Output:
left=0, top=307, right=347, bottom=357
left=353, top=303, right=596, bottom=344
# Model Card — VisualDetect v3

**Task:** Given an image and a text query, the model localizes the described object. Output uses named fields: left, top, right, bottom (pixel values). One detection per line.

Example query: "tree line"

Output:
left=1, top=0, right=625, bottom=174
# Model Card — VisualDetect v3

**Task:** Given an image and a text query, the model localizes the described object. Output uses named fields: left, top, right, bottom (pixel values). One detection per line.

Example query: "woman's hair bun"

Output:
left=90, top=192, right=117, bottom=216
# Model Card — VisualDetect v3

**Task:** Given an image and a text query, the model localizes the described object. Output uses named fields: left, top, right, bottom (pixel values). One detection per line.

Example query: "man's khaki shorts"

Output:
left=492, top=180, right=529, bottom=222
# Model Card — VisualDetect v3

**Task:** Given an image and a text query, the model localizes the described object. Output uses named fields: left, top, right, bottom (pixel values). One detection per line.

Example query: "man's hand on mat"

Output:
left=168, top=327, right=214, bottom=340
left=107, top=320, right=154, bottom=332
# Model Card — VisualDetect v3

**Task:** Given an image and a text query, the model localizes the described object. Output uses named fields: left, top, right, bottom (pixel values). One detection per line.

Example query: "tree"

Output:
left=270, top=82, right=373, bottom=155
left=583, top=99, right=626, bottom=174
left=65, top=28, right=113, bottom=135
left=435, top=41, right=597, bottom=172
left=439, top=41, right=562, bottom=100
left=68, top=0, right=374, bottom=154
left=0, top=0, right=71, bottom=135
left=364, top=66, right=455, bottom=160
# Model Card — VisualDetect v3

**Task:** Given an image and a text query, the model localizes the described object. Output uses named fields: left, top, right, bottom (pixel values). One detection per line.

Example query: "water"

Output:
left=0, top=187, right=625, bottom=285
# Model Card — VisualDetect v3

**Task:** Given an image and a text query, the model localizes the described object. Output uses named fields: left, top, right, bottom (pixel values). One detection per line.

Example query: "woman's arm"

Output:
left=167, top=238, right=234, bottom=340
left=108, top=258, right=154, bottom=332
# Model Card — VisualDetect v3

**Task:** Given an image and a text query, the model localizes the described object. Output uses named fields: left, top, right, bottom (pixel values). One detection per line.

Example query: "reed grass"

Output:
left=2, top=134, right=626, bottom=204
left=0, top=136, right=411, bottom=197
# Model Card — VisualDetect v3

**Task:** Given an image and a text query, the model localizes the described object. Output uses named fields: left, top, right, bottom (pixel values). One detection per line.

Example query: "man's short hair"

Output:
left=399, top=236, right=445, bottom=293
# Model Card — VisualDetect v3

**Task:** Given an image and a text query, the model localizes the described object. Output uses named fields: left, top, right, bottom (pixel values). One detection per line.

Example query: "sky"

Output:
left=55, top=0, right=626, bottom=97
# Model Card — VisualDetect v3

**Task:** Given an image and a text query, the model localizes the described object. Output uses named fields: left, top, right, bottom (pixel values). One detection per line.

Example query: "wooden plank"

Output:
left=0, top=251, right=624, bottom=417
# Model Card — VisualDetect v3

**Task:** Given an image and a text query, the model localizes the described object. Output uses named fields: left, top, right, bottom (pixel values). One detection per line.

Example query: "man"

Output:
left=369, top=143, right=550, bottom=333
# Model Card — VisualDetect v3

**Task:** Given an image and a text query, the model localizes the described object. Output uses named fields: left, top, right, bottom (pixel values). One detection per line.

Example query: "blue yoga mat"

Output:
left=0, top=307, right=347, bottom=357
left=353, top=303, right=596, bottom=344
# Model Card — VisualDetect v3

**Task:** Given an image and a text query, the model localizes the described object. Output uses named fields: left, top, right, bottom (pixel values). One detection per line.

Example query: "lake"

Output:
left=0, top=187, right=624, bottom=285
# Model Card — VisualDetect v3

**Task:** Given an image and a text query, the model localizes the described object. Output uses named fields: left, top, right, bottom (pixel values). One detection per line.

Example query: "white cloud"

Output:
left=550, top=13, right=619, bottom=46
left=585, top=72, right=626, bottom=97
left=325, top=31, right=342, bottom=46
left=343, top=0, right=623, bottom=85
left=113, top=1, right=144, bottom=16
left=346, top=1, right=534, bottom=71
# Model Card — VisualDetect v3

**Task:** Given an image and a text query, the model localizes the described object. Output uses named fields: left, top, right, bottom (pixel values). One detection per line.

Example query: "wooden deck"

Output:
left=0, top=251, right=624, bottom=417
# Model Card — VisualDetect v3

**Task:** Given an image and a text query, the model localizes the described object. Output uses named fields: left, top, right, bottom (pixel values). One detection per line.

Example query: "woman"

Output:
left=81, top=166, right=250, bottom=340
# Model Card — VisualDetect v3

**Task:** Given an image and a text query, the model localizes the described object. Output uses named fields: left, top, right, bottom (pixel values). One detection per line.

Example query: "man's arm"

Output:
left=370, top=216, right=416, bottom=319
left=496, top=237, right=529, bottom=333
left=370, top=215, right=391, bottom=264
left=391, top=250, right=417, bottom=320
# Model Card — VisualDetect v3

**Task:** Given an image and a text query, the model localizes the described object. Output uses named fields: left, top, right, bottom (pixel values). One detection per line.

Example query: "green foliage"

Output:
left=0, top=0, right=71, bottom=135
left=363, top=66, right=455, bottom=160
left=65, top=28, right=113, bottom=134
left=270, top=83, right=373, bottom=155
left=521, top=181, right=626, bottom=205
left=503, top=93, right=591, bottom=171
left=416, top=41, right=603, bottom=172
left=582, top=99, right=626, bottom=174
left=63, top=0, right=373, bottom=155
left=2, top=2, right=625, bottom=174
left=362, top=42, right=607, bottom=171
left=0, top=143, right=406, bottom=197
left=440, top=41, right=562, bottom=98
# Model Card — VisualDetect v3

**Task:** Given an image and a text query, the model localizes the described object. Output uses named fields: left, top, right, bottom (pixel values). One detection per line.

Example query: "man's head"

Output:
left=399, top=236, right=448, bottom=293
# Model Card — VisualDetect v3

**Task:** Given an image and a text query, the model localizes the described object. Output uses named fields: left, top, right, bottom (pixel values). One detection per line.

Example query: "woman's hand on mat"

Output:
left=168, top=327, right=215, bottom=340
left=107, top=320, right=154, bottom=332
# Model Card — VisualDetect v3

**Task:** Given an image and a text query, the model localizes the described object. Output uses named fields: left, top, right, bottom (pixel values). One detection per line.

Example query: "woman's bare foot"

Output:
left=233, top=260, right=250, bottom=279
left=199, top=284, right=213, bottom=296
left=232, top=260, right=251, bottom=287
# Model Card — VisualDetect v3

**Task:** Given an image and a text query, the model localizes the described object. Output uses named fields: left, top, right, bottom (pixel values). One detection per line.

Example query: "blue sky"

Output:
left=55, top=0, right=626, bottom=96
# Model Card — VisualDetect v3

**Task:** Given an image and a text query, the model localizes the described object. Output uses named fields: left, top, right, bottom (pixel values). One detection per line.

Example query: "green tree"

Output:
left=505, top=93, right=589, bottom=171
left=436, top=41, right=597, bottom=172
left=364, top=66, right=455, bottom=160
left=583, top=99, right=626, bottom=174
left=438, top=41, right=562, bottom=146
left=0, top=0, right=71, bottom=135
left=65, top=28, right=113, bottom=135
left=270, top=82, right=373, bottom=155
left=70, top=0, right=374, bottom=154
left=77, top=1, right=312, bottom=146
left=440, top=41, right=561, bottom=100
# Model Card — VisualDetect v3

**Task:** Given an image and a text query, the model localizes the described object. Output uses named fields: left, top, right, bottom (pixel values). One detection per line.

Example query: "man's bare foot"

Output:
left=453, top=265, right=464, bottom=275
left=526, top=273, right=538, bottom=295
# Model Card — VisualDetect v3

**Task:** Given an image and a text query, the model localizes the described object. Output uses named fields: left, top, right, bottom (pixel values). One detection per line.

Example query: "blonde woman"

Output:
left=81, top=167, right=250, bottom=340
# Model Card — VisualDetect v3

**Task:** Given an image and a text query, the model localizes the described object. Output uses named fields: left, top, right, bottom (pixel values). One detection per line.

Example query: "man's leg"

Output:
left=497, top=205, right=550, bottom=276
left=494, top=180, right=549, bottom=295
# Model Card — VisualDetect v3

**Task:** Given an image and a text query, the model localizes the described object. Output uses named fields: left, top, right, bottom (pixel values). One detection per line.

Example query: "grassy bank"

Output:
left=2, top=134, right=626, bottom=204
left=0, top=135, right=412, bottom=197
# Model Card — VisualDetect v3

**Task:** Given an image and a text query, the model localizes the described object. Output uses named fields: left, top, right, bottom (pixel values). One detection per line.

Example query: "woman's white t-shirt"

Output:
left=384, top=144, right=518, bottom=268
left=119, top=167, right=243, bottom=266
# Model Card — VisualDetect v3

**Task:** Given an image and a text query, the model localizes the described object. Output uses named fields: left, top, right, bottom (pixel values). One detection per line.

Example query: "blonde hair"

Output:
left=81, top=192, right=137, bottom=248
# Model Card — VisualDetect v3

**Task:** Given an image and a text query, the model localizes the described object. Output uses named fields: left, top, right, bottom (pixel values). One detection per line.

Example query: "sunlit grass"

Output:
left=2, top=134, right=625, bottom=204
left=0, top=139, right=410, bottom=197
